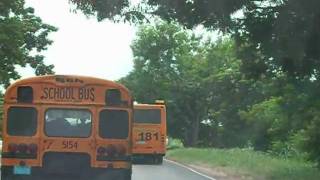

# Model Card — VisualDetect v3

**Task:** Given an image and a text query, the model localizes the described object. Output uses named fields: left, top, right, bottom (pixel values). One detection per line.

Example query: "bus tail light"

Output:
left=117, top=145, right=127, bottom=156
left=18, top=143, right=28, bottom=153
left=106, top=145, right=117, bottom=157
left=97, top=146, right=106, bottom=156
left=8, top=143, right=18, bottom=153
left=4, top=143, right=38, bottom=159
left=28, top=144, right=38, bottom=154
left=96, top=145, right=129, bottom=161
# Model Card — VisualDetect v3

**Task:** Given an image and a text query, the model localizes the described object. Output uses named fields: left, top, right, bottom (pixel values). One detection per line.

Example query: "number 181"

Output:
left=138, top=132, right=159, bottom=141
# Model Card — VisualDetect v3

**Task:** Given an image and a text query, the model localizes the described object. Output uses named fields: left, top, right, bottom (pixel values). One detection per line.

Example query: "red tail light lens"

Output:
left=6, top=143, right=38, bottom=159
left=18, top=143, right=28, bottom=153
left=8, top=143, right=18, bottom=153
left=97, top=147, right=106, bottom=156
left=117, top=145, right=126, bottom=156
left=106, top=145, right=117, bottom=157
left=28, top=144, right=38, bottom=154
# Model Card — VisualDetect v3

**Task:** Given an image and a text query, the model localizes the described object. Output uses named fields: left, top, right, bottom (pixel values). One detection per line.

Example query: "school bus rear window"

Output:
left=45, top=109, right=92, bottom=137
left=99, top=109, right=129, bottom=139
left=134, top=109, right=161, bottom=124
left=7, top=107, right=37, bottom=136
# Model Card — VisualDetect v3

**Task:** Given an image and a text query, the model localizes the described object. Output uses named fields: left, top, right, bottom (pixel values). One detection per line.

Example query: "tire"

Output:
left=124, top=171, right=132, bottom=180
left=157, top=156, right=163, bottom=165
left=153, top=155, right=163, bottom=165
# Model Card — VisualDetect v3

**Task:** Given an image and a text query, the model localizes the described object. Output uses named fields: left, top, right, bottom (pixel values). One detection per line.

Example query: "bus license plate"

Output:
left=14, top=166, right=31, bottom=175
left=137, top=141, right=146, bottom=144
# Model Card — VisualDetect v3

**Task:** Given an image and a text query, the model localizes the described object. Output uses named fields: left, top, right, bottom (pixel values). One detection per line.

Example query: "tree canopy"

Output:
left=70, top=0, right=320, bottom=78
left=69, top=0, right=145, bottom=23
left=120, top=22, right=207, bottom=146
left=120, top=22, right=262, bottom=147
left=120, top=21, right=320, bottom=166
left=0, top=0, right=57, bottom=87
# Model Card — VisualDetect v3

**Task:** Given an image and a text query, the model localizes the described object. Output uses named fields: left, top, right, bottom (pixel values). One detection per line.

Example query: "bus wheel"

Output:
left=157, top=155, right=163, bottom=165
left=124, top=171, right=132, bottom=180
left=153, top=155, right=163, bottom=165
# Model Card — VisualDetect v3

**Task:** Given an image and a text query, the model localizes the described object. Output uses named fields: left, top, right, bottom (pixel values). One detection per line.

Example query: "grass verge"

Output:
left=167, top=148, right=320, bottom=180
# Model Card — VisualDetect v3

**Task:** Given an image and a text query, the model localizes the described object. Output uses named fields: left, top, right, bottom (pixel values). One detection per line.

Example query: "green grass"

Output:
left=167, top=148, right=320, bottom=180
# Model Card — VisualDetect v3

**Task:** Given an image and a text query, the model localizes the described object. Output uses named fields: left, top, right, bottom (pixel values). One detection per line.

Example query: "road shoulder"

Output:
left=165, top=158, right=250, bottom=180
left=165, top=159, right=217, bottom=180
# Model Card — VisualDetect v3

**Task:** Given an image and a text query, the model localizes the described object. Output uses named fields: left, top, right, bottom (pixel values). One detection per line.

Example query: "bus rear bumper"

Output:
left=1, top=166, right=132, bottom=180
left=132, top=153, right=165, bottom=164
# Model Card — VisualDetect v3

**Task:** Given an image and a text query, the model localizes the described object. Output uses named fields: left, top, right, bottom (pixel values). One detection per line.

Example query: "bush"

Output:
left=303, top=114, right=320, bottom=167
left=167, top=138, right=184, bottom=150
left=240, top=97, right=288, bottom=151
left=269, top=131, right=307, bottom=160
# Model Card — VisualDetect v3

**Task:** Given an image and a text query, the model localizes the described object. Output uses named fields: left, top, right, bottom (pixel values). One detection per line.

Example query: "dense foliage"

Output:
left=0, top=0, right=56, bottom=87
left=70, top=0, right=320, bottom=78
left=69, top=0, right=145, bottom=23
left=120, top=22, right=261, bottom=147
left=121, top=22, right=320, bottom=167
left=120, top=22, right=208, bottom=146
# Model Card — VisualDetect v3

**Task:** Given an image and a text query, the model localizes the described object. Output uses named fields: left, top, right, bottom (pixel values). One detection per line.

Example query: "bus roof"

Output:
left=4, top=75, right=131, bottom=105
left=6, top=75, right=129, bottom=90
left=134, top=104, right=166, bottom=109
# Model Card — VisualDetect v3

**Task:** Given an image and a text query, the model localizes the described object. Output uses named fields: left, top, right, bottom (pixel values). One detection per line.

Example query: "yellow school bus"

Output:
left=1, top=75, right=133, bottom=180
left=132, top=101, right=167, bottom=164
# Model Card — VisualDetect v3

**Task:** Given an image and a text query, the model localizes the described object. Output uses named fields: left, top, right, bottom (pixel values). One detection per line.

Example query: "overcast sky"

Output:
left=22, top=0, right=137, bottom=81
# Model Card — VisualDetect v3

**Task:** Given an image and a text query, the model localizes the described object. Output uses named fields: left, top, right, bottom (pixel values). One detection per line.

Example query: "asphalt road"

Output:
left=133, top=160, right=215, bottom=180
left=0, top=159, right=215, bottom=180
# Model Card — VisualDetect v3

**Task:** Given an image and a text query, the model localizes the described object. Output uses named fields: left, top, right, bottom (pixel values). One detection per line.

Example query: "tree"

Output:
left=120, top=21, right=264, bottom=147
left=146, top=0, right=320, bottom=79
left=240, top=97, right=288, bottom=151
left=69, top=0, right=145, bottom=22
left=70, top=0, right=320, bottom=78
left=195, top=39, right=267, bottom=148
left=0, top=0, right=57, bottom=87
left=120, top=22, right=212, bottom=146
left=239, top=75, right=320, bottom=163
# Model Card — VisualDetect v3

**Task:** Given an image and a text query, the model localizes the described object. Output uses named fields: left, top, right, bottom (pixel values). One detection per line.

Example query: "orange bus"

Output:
left=1, top=75, right=133, bottom=180
left=132, top=101, right=167, bottom=164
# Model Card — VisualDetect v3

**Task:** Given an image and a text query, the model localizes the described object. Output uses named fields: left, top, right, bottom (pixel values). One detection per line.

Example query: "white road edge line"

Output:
left=164, top=159, right=217, bottom=180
